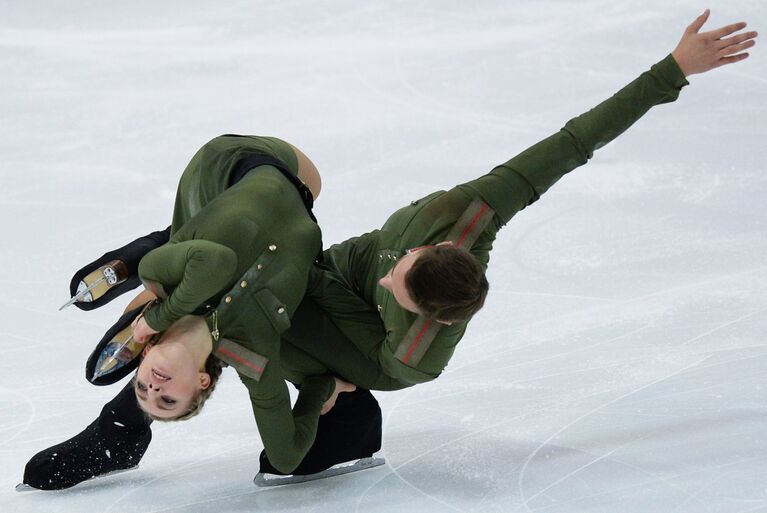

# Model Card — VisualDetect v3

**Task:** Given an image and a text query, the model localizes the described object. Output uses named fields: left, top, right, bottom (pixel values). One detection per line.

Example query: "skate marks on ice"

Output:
left=508, top=318, right=767, bottom=512
left=0, top=386, right=37, bottom=458
left=515, top=356, right=710, bottom=512
left=361, top=350, right=766, bottom=512
left=352, top=267, right=767, bottom=511
left=99, top=448, right=265, bottom=513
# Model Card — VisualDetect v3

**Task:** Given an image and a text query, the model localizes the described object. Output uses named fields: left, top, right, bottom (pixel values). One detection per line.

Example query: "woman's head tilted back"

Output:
left=134, top=315, right=222, bottom=421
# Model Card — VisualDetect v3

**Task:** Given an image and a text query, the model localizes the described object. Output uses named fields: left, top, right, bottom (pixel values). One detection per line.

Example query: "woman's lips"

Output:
left=152, top=368, right=171, bottom=382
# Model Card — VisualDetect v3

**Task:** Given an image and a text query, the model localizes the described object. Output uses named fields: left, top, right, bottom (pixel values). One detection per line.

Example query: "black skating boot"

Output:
left=258, top=388, right=382, bottom=476
left=85, top=301, right=154, bottom=386
left=22, top=381, right=152, bottom=490
left=61, top=227, right=170, bottom=311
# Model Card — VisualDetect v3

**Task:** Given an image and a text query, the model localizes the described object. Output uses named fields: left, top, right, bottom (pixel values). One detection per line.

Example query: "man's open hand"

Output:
left=672, top=9, right=757, bottom=76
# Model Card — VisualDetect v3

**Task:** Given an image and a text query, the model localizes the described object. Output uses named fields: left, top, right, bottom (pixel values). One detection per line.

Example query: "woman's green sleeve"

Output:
left=243, top=357, right=335, bottom=474
left=139, top=240, right=238, bottom=331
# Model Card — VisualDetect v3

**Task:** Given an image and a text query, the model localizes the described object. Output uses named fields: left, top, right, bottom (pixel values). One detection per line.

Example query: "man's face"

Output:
left=377, top=249, right=424, bottom=315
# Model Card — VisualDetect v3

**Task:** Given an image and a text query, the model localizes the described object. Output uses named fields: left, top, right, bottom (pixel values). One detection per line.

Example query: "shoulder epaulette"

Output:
left=394, top=198, right=494, bottom=366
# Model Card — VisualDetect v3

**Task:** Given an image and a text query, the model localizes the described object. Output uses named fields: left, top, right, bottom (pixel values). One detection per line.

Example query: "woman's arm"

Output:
left=135, top=240, right=238, bottom=337
left=244, top=359, right=336, bottom=474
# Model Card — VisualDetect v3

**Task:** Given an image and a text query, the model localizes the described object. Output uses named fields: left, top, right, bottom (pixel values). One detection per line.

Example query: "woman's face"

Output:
left=134, top=334, right=209, bottom=419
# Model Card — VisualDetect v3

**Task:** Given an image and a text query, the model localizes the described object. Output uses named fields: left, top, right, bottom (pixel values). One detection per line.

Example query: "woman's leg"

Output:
left=289, top=143, right=322, bottom=201
left=22, top=290, right=156, bottom=490
left=67, top=227, right=170, bottom=311
left=23, top=380, right=152, bottom=489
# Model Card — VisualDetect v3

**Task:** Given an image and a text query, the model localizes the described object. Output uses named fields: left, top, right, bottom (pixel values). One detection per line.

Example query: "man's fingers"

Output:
left=687, top=9, right=710, bottom=34
left=719, top=40, right=756, bottom=58
left=714, top=52, right=750, bottom=69
left=717, top=31, right=758, bottom=49
left=708, top=21, right=748, bottom=40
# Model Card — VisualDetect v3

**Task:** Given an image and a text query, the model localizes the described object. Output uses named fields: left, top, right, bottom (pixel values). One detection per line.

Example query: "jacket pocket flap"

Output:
left=254, top=288, right=291, bottom=334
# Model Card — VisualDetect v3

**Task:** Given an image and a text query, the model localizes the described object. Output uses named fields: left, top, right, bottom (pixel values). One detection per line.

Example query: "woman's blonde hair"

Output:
left=142, top=354, right=223, bottom=422
left=136, top=315, right=224, bottom=422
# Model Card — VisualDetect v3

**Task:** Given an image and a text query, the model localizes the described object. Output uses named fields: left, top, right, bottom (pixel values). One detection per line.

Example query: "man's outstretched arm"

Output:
left=459, top=10, right=757, bottom=228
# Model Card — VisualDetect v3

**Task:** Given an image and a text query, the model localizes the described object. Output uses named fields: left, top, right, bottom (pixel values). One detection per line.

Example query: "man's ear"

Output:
left=199, top=372, right=211, bottom=390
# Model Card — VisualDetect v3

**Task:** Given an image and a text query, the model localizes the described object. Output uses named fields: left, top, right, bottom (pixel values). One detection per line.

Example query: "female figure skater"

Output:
left=100, top=134, right=352, bottom=474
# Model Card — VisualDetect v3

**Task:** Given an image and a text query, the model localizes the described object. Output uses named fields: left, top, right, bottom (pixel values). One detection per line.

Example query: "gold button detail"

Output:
left=240, top=281, right=248, bottom=288
left=277, top=307, right=286, bottom=314
left=224, top=296, right=232, bottom=304
left=269, top=244, right=277, bottom=252
left=257, top=264, right=264, bottom=270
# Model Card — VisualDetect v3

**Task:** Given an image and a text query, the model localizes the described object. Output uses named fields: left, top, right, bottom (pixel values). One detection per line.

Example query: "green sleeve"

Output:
left=245, top=364, right=335, bottom=474
left=460, top=54, right=689, bottom=226
left=138, top=240, right=238, bottom=331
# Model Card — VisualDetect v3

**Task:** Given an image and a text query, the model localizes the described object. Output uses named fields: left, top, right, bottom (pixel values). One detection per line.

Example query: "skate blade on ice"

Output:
left=15, top=465, right=139, bottom=492
left=254, top=457, right=385, bottom=487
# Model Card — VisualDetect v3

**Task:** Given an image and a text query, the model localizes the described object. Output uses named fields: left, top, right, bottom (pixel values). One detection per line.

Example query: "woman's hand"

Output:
left=321, top=377, right=357, bottom=415
left=131, top=315, right=159, bottom=344
left=672, top=10, right=757, bottom=76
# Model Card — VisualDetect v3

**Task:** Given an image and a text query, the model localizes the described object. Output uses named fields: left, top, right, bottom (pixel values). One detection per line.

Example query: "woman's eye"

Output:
left=137, top=381, right=147, bottom=391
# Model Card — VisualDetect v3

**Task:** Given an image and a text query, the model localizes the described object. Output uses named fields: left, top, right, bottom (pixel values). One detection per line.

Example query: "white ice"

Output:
left=1, top=1, right=766, bottom=512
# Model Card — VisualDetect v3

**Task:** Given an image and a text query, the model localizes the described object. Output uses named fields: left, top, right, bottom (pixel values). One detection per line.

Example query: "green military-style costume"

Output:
left=138, top=135, right=334, bottom=474
left=281, top=54, right=689, bottom=391
left=134, top=54, right=687, bottom=472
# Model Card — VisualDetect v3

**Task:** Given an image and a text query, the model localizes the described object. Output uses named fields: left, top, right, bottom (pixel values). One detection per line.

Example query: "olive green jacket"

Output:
left=138, top=135, right=333, bottom=474
left=300, top=54, right=689, bottom=390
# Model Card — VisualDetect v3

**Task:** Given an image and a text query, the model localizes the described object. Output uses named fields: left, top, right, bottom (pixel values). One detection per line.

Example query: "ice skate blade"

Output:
left=254, top=457, right=385, bottom=487
left=15, top=465, right=139, bottom=492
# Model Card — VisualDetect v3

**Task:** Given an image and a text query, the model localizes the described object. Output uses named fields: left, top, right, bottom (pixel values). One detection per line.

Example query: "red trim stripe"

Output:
left=216, top=347, right=265, bottom=373
left=401, top=319, right=433, bottom=364
left=455, top=202, right=489, bottom=248
left=398, top=200, right=492, bottom=366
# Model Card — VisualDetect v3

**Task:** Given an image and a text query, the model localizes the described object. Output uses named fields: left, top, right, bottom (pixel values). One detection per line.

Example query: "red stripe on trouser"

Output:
left=455, top=203, right=489, bottom=248
left=402, top=320, right=433, bottom=364
left=216, top=347, right=264, bottom=373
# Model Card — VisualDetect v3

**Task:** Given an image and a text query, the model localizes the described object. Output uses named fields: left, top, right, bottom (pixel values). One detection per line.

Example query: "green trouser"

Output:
left=281, top=297, right=410, bottom=391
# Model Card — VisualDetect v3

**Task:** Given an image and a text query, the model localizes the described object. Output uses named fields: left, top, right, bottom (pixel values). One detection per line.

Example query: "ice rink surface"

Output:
left=1, top=1, right=766, bottom=511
